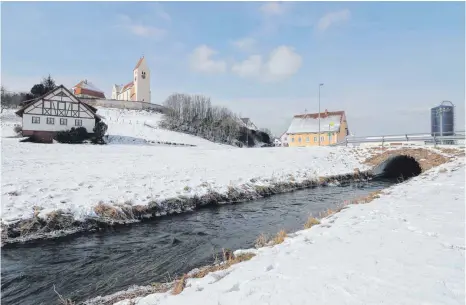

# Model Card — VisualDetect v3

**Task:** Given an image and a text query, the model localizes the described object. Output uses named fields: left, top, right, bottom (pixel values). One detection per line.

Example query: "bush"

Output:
left=13, top=125, right=22, bottom=136
left=54, top=127, right=89, bottom=144
left=92, top=121, right=108, bottom=144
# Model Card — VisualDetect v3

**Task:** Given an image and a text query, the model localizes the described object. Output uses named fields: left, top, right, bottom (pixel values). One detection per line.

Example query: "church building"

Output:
left=112, top=56, right=151, bottom=103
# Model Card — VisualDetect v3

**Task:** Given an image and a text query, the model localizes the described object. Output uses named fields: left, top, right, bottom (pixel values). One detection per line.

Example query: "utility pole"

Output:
left=318, top=83, right=324, bottom=146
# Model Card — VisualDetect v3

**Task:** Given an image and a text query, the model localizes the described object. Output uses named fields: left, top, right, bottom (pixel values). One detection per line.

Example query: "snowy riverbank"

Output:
left=1, top=138, right=373, bottom=243
left=110, top=156, right=465, bottom=305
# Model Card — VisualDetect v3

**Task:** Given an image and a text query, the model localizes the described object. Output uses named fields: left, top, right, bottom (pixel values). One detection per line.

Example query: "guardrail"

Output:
left=331, top=131, right=466, bottom=147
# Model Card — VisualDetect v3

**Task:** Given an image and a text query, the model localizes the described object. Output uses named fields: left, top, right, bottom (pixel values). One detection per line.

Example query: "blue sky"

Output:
left=2, top=1, right=464, bottom=136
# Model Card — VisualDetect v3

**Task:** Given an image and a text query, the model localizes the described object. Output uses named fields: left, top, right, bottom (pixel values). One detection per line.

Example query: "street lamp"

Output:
left=318, top=83, right=324, bottom=146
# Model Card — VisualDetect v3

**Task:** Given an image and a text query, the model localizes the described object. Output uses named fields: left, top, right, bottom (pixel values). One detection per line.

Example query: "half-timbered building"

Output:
left=15, top=85, right=102, bottom=143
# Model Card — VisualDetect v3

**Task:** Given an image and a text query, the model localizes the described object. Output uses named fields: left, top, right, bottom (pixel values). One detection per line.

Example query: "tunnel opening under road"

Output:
left=372, top=155, right=422, bottom=180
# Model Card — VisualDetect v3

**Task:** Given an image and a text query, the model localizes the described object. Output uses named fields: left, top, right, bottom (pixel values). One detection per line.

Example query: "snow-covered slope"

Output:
left=96, top=107, right=229, bottom=149
left=114, top=157, right=465, bottom=305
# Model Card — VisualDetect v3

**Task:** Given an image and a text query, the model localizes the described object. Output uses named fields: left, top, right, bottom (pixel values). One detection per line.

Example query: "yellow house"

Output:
left=285, top=110, right=349, bottom=147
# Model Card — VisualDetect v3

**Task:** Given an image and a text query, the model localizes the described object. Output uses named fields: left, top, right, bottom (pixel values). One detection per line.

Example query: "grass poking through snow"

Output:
left=304, top=216, right=320, bottom=229
left=271, top=230, right=287, bottom=245
left=171, top=250, right=256, bottom=295
left=171, top=274, right=187, bottom=295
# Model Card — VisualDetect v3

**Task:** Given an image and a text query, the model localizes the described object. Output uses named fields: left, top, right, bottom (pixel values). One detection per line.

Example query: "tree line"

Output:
left=1, top=75, right=57, bottom=111
left=160, top=93, right=272, bottom=147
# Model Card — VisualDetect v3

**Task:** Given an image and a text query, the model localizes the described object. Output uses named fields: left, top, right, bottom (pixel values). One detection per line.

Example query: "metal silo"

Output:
left=431, top=101, right=455, bottom=137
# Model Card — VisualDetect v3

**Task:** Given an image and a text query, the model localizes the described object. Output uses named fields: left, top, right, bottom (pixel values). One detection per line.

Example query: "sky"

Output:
left=1, top=1, right=465, bottom=136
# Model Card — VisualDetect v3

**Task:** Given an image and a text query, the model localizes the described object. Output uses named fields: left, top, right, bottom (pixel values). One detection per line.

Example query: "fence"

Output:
left=331, top=131, right=466, bottom=148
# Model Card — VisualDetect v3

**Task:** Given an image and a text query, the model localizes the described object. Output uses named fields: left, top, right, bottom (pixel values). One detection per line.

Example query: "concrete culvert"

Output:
left=372, top=155, right=422, bottom=180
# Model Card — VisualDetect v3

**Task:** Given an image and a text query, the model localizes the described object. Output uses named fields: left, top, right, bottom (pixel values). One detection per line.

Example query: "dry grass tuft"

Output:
left=271, top=230, right=287, bottom=245
left=171, top=274, right=187, bottom=295
left=319, top=208, right=336, bottom=219
left=304, top=216, right=320, bottom=229
left=255, top=233, right=268, bottom=248
left=94, top=203, right=125, bottom=220
left=190, top=251, right=256, bottom=279
left=351, top=190, right=382, bottom=204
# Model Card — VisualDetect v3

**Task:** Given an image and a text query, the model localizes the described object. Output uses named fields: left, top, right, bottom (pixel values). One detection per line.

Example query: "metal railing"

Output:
left=330, top=131, right=466, bottom=147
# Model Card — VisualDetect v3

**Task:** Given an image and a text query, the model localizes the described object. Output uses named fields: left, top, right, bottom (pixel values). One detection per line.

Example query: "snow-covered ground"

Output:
left=96, top=108, right=227, bottom=148
left=114, top=156, right=465, bottom=305
left=1, top=109, right=22, bottom=138
left=1, top=138, right=365, bottom=225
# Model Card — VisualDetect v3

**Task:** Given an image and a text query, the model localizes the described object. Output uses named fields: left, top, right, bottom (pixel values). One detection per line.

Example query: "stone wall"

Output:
left=81, top=98, right=167, bottom=113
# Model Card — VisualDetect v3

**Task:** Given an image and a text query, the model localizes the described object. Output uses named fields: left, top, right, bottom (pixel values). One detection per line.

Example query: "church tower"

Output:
left=133, top=56, right=151, bottom=103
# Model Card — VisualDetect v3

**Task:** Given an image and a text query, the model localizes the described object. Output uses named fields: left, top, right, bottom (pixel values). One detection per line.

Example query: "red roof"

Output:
left=294, top=110, right=345, bottom=120
left=122, top=81, right=134, bottom=91
left=75, top=88, right=106, bottom=99
left=134, top=56, right=144, bottom=70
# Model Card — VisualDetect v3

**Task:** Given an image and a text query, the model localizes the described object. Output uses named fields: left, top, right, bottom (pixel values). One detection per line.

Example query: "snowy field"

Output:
left=1, top=138, right=366, bottom=225
left=113, top=157, right=465, bottom=305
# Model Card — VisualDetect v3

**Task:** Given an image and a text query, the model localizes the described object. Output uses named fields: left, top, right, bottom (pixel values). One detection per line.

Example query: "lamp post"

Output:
left=318, top=83, right=324, bottom=146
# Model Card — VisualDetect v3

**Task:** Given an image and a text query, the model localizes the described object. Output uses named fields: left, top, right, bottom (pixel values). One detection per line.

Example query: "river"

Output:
left=1, top=179, right=395, bottom=305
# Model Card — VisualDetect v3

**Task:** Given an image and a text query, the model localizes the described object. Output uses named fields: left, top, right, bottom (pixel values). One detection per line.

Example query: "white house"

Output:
left=15, top=85, right=102, bottom=143
left=112, top=56, right=151, bottom=103
left=280, top=132, right=289, bottom=147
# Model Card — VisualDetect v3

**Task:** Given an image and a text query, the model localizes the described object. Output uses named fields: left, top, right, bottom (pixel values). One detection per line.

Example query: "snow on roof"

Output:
left=74, top=80, right=104, bottom=94
left=286, top=112, right=343, bottom=134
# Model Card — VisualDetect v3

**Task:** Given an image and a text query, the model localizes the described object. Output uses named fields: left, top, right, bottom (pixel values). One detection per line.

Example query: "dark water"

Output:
left=1, top=180, right=394, bottom=305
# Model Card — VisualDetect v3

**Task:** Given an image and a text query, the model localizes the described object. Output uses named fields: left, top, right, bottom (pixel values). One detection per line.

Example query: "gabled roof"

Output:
left=286, top=110, right=346, bottom=134
left=122, top=81, right=134, bottom=92
left=241, top=118, right=251, bottom=124
left=15, top=85, right=99, bottom=118
left=73, top=80, right=104, bottom=93
left=73, top=80, right=106, bottom=98
left=134, top=56, right=144, bottom=70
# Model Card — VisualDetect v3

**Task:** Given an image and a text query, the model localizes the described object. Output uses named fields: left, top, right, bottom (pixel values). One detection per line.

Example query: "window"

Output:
left=291, top=137, right=295, bottom=142
left=46, top=117, right=55, bottom=125
left=314, top=136, right=317, bottom=142
left=32, top=116, right=40, bottom=124
left=306, top=137, right=310, bottom=142
left=75, top=119, right=82, bottom=127
left=298, top=137, right=302, bottom=142
left=60, top=118, right=67, bottom=125
left=320, top=136, right=324, bottom=141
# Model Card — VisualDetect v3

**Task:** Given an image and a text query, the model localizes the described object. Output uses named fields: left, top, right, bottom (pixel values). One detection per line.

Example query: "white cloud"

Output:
left=232, top=55, right=262, bottom=78
left=189, top=45, right=227, bottom=74
left=317, top=9, right=351, bottom=32
left=232, top=46, right=302, bottom=82
left=118, top=14, right=167, bottom=39
left=260, top=2, right=287, bottom=16
left=232, top=37, right=257, bottom=53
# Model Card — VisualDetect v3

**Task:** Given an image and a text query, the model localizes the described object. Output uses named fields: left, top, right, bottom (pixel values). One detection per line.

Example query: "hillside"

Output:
left=0, top=108, right=230, bottom=149
left=96, top=108, right=230, bottom=149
